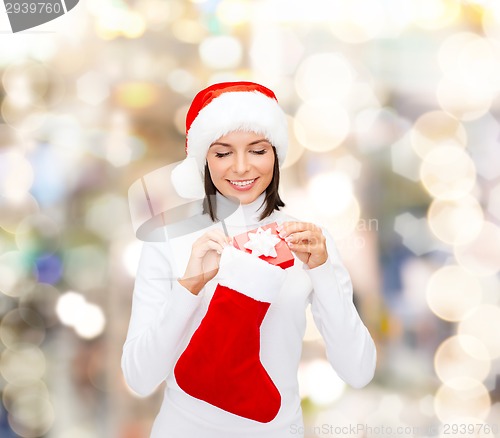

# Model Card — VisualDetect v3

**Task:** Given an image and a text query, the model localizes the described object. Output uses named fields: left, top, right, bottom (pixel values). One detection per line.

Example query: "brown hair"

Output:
left=202, top=146, right=285, bottom=222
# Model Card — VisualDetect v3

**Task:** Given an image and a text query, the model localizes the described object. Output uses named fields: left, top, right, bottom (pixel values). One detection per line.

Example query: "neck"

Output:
left=215, top=191, right=271, bottom=228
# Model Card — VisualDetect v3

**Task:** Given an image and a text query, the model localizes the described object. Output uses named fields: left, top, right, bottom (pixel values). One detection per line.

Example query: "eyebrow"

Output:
left=209, top=138, right=271, bottom=148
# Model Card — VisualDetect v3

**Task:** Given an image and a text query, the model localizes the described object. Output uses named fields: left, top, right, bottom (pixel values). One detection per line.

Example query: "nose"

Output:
left=231, top=152, right=250, bottom=174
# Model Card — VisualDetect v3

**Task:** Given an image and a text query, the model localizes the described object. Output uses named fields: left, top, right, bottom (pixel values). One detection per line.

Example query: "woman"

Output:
left=122, top=82, right=376, bottom=438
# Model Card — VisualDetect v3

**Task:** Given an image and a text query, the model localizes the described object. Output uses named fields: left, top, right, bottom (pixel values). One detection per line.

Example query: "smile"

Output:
left=229, top=179, right=256, bottom=187
left=227, top=178, right=259, bottom=191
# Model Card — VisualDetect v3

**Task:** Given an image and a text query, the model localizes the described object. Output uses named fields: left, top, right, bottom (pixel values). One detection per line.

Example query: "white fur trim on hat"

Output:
left=170, top=157, right=205, bottom=200
left=186, top=91, right=288, bottom=174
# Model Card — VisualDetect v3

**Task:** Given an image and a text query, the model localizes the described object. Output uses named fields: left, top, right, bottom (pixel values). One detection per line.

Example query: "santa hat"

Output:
left=171, top=81, right=288, bottom=199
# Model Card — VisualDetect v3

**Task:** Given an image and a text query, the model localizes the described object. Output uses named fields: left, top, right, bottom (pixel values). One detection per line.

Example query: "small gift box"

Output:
left=232, top=222, right=294, bottom=270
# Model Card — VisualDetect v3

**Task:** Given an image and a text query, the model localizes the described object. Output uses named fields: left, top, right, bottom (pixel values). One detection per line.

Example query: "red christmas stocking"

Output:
left=174, top=246, right=287, bottom=423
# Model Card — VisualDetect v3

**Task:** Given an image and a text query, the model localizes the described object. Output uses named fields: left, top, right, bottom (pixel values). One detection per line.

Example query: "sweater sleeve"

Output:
left=305, top=227, right=376, bottom=388
left=121, top=240, right=203, bottom=397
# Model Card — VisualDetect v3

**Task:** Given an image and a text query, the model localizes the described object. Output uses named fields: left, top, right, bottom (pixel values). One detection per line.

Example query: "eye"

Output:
left=251, top=149, right=267, bottom=155
left=215, top=152, right=231, bottom=158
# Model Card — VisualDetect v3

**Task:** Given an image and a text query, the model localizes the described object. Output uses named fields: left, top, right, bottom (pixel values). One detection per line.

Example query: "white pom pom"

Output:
left=170, top=157, right=205, bottom=200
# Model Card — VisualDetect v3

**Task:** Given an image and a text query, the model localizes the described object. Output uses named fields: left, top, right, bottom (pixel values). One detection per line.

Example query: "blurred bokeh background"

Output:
left=1, top=0, right=500, bottom=437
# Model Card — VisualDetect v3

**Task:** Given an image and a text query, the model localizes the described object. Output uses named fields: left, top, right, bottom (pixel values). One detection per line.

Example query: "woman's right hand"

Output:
left=178, top=230, right=232, bottom=295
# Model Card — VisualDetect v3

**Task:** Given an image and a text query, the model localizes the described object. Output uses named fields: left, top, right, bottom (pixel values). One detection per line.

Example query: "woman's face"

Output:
left=206, top=130, right=275, bottom=205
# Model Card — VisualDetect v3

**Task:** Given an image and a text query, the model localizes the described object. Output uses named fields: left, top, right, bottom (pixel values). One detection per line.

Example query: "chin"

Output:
left=218, top=189, right=261, bottom=205
left=216, top=179, right=267, bottom=205
left=232, top=193, right=257, bottom=204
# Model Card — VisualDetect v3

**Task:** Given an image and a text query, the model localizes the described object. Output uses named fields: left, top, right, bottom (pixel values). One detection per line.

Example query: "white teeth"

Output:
left=229, top=179, right=255, bottom=187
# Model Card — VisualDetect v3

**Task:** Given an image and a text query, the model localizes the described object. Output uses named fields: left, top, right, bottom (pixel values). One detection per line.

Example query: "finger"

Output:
left=278, top=221, right=319, bottom=237
left=200, top=230, right=231, bottom=249
left=205, top=240, right=226, bottom=255
left=193, top=239, right=225, bottom=257
left=283, top=230, right=321, bottom=246
left=202, top=229, right=230, bottom=244
left=287, top=239, right=315, bottom=254
left=287, top=231, right=325, bottom=251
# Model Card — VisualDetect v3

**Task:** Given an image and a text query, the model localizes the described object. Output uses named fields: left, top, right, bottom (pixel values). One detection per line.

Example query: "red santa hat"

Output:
left=171, top=81, right=289, bottom=199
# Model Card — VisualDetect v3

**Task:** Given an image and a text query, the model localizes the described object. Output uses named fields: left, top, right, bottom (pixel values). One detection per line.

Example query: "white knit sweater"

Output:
left=121, top=192, right=376, bottom=438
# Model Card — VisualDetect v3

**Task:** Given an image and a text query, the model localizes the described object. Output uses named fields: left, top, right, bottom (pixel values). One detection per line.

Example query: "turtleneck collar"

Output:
left=215, top=191, right=273, bottom=228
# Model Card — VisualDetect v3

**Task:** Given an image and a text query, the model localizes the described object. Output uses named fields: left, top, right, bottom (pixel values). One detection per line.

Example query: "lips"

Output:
left=229, top=178, right=256, bottom=187
left=227, top=178, right=259, bottom=191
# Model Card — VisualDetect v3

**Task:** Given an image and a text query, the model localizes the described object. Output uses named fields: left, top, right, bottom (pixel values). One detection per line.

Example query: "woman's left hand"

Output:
left=276, top=221, right=328, bottom=269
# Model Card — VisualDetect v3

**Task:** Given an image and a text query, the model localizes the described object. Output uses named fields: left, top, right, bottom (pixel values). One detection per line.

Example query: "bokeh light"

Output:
left=328, top=0, right=386, bottom=43
left=322, top=197, right=361, bottom=240
left=56, top=291, right=106, bottom=340
left=15, top=213, right=61, bottom=255
left=250, top=28, right=304, bottom=77
left=2, top=380, right=50, bottom=412
left=412, top=0, right=462, bottom=30
left=0, top=193, right=39, bottom=234
left=199, top=36, right=243, bottom=69
left=298, top=359, right=346, bottom=405
left=334, top=154, right=362, bottom=180
left=394, top=213, right=441, bottom=256
left=94, top=5, right=146, bottom=39
left=216, top=0, right=253, bottom=27
left=437, top=80, right=493, bottom=122
left=488, top=183, right=500, bottom=221
left=56, top=291, right=86, bottom=327
left=426, top=265, right=482, bottom=322
left=73, top=303, right=106, bottom=339
left=438, top=32, right=479, bottom=73
left=0, top=308, right=46, bottom=349
left=122, top=240, right=142, bottom=278
left=436, top=31, right=498, bottom=120
left=167, top=69, right=197, bottom=95
left=467, top=114, right=500, bottom=181
left=434, top=335, right=490, bottom=387
left=439, top=33, right=500, bottom=95
left=390, top=134, right=421, bottom=183
left=63, top=245, right=108, bottom=291
left=135, top=0, right=175, bottom=30
left=7, top=390, right=55, bottom=438
left=482, top=2, right=500, bottom=39
left=85, top=194, right=130, bottom=241
left=19, top=283, right=60, bottom=328
left=295, top=53, right=353, bottom=102
left=171, top=19, right=207, bottom=44
left=0, top=345, right=46, bottom=384
left=281, top=116, right=305, bottom=169
left=77, top=71, right=111, bottom=106
left=420, top=145, right=476, bottom=200
left=294, top=100, right=350, bottom=152
left=454, top=221, right=500, bottom=276
left=427, top=195, right=484, bottom=245
left=1, top=61, right=53, bottom=108
left=0, top=149, right=34, bottom=201
left=457, top=305, right=500, bottom=359
left=307, top=169, right=361, bottom=239
left=34, top=253, right=63, bottom=285
left=0, top=251, right=36, bottom=298
left=1, top=97, right=47, bottom=132
left=114, top=82, right=158, bottom=110
left=410, top=110, right=467, bottom=159
left=308, top=171, right=354, bottom=217
left=434, top=378, right=490, bottom=422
